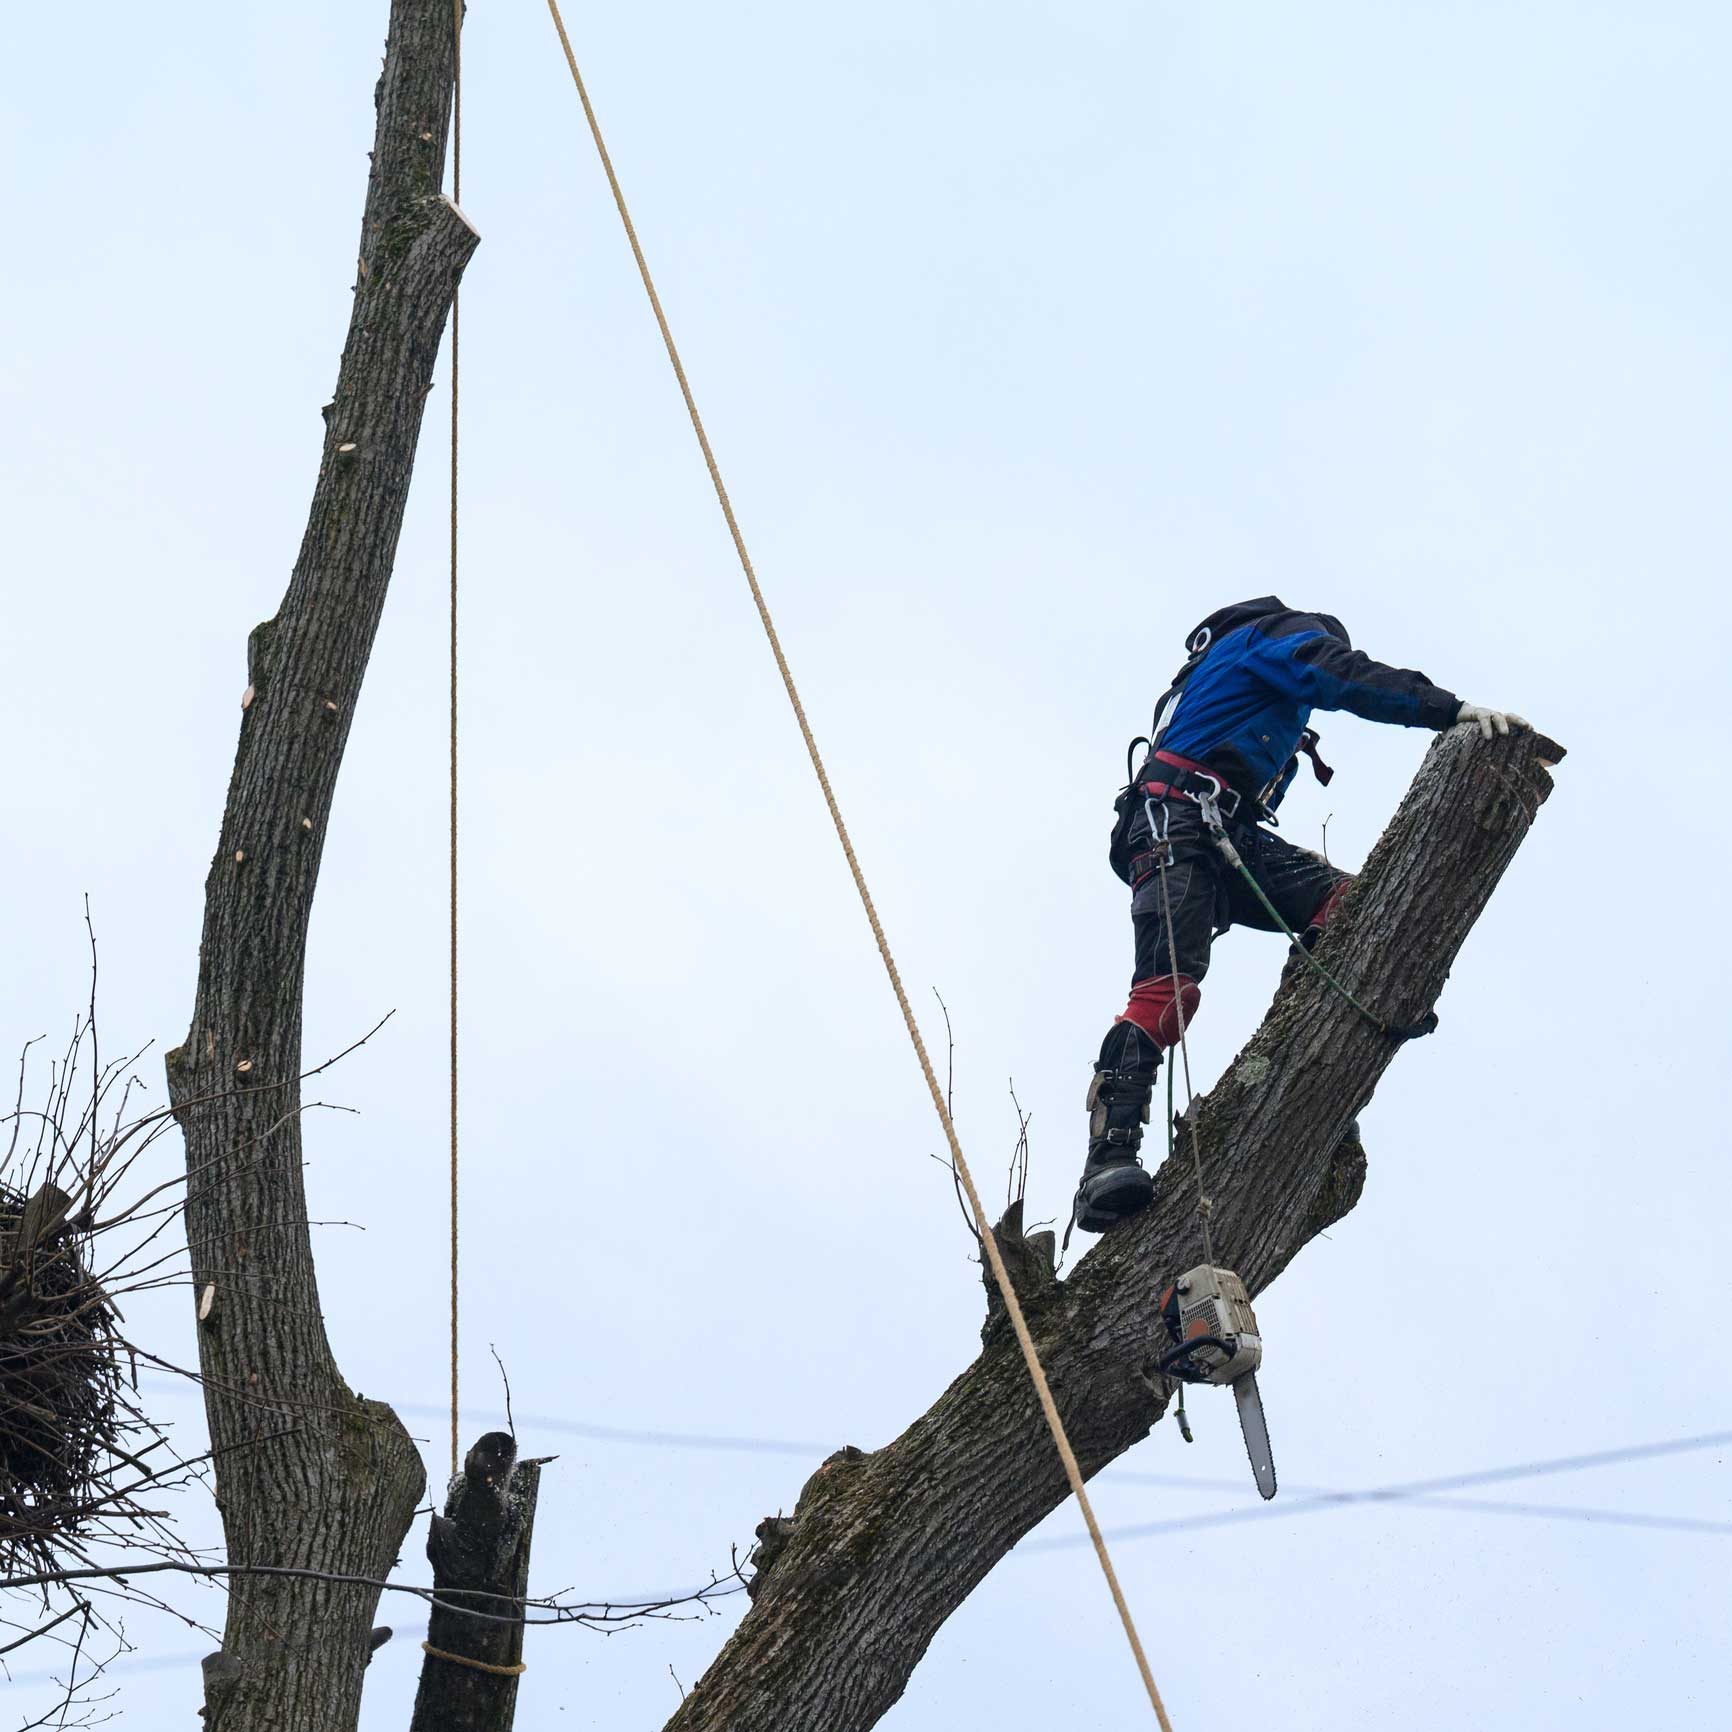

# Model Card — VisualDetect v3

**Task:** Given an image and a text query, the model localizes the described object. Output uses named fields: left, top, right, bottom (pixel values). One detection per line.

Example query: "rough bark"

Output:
left=665, top=724, right=1563, bottom=1732
left=409, top=1432, right=543, bottom=1732
left=163, top=6, right=475, bottom=1728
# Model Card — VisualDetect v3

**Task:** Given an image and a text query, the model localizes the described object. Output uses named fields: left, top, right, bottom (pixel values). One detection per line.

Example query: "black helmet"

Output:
left=1186, top=597, right=1351, bottom=654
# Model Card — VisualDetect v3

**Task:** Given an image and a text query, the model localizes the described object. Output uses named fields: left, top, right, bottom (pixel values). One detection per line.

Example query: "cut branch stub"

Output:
left=744, top=1446, right=867, bottom=1611
left=409, top=1433, right=544, bottom=1732
left=979, top=1198, right=1058, bottom=1347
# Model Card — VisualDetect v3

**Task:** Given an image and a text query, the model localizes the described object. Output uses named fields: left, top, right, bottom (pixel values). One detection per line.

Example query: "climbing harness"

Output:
left=542, top=7, right=1174, bottom=1725
left=1131, top=748, right=1439, bottom=1046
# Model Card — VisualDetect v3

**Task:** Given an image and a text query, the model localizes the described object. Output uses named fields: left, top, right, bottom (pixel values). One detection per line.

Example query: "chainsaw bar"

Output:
left=1233, top=1372, right=1277, bottom=1501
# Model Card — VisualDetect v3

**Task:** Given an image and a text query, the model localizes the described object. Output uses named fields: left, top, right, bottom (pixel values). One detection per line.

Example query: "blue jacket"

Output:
left=1152, top=597, right=1460, bottom=813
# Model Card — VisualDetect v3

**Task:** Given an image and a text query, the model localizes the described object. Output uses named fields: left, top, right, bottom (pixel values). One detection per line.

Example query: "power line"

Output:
left=135, top=1380, right=825, bottom=1457
left=137, top=1381, right=1731, bottom=1508
left=1107, top=1470, right=1732, bottom=1533
left=1341, top=1496, right=1729, bottom=1537
left=399, top=1400, right=823, bottom=1457
left=1029, top=1429, right=1732, bottom=1551
left=133, top=1379, right=1730, bottom=1540
left=9, top=1480, right=1725, bottom=1695
left=10, top=1427, right=1723, bottom=1698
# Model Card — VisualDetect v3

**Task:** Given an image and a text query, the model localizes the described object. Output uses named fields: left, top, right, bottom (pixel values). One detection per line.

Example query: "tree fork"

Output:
left=165, top=4, right=476, bottom=1727
left=665, top=724, right=1563, bottom=1732
left=410, top=1432, right=544, bottom=1732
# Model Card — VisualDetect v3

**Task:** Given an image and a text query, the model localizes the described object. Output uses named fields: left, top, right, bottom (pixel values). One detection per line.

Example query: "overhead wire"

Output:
left=131, top=1376, right=1732, bottom=1502
left=1031, top=1428, right=1732, bottom=1550
left=538, top=3, right=1171, bottom=1721
left=10, top=1427, right=1724, bottom=1694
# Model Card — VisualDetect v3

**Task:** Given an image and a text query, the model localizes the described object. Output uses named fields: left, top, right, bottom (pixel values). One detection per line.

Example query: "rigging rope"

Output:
left=422, top=1640, right=527, bottom=1679
left=1152, top=847, right=1213, bottom=1268
left=448, top=0, right=464, bottom=1484
left=540, top=6, right=1172, bottom=1724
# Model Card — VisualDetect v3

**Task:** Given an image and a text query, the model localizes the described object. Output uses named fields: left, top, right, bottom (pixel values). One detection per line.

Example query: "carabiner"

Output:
left=1142, top=796, right=1172, bottom=865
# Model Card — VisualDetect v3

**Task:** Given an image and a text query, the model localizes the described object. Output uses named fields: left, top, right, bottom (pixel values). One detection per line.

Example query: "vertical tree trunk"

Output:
left=164, top=5, right=476, bottom=1727
left=410, top=1433, right=543, bottom=1731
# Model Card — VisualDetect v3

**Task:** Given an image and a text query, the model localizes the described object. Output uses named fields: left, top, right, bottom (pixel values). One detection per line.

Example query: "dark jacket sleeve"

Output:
left=1249, top=622, right=1461, bottom=730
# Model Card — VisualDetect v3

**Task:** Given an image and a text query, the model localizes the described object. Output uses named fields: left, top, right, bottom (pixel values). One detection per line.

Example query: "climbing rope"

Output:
left=422, top=1640, right=527, bottom=1679
left=448, top=0, right=464, bottom=1484
left=1145, top=789, right=1437, bottom=1268
left=1151, top=843, right=1213, bottom=1268
left=540, top=6, right=1173, bottom=1724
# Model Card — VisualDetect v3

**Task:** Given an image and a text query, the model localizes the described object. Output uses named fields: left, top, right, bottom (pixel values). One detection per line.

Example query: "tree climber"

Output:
left=1074, top=596, right=1526, bottom=1236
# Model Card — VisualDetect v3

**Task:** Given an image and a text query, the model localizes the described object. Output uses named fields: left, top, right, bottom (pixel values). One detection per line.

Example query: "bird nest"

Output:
left=0, top=1180, right=127, bottom=1575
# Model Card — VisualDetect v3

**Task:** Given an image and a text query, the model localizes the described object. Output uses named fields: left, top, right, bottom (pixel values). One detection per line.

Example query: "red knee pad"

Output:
left=1310, top=877, right=1353, bottom=930
left=1119, top=975, right=1201, bottom=1048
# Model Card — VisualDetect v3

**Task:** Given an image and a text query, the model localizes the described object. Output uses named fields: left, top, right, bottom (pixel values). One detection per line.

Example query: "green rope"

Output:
left=1166, top=1037, right=1175, bottom=1162
left=1208, top=828, right=1437, bottom=1044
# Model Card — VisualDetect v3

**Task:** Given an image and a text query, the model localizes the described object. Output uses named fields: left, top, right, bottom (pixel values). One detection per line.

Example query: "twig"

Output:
left=83, top=899, right=99, bottom=1208
left=1006, top=1079, right=1031, bottom=1211
left=299, top=1010, right=397, bottom=1082
left=928, top=989, right=980, bottom=1246
left=0, top=1599, right=89, bottom=1660
left=489, top=1344, right=516, bottom=1440
left=0, top=1557, right=750, bottom=1630
left=931, top=987, right=955, bottom=1120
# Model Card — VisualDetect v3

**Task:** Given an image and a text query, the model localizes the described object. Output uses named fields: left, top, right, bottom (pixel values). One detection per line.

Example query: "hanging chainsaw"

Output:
left=1157, top=1264, right=1277, bottom=1500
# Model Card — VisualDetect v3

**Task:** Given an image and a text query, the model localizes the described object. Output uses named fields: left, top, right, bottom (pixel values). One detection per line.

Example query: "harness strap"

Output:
left=1147, top=649, right=1206, bottom=746
left=1142, top=750, right=1246, bottom=820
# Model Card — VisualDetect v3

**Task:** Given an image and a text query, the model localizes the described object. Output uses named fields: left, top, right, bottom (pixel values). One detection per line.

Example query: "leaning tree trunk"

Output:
left=164, top=5, right=475, bottom=1728
left=665, top=724, right=1563, bottom=1732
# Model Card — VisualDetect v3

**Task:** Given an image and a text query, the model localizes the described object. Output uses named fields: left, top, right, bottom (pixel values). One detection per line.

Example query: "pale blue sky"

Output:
left=3, top=2, right=1729, bottom=1727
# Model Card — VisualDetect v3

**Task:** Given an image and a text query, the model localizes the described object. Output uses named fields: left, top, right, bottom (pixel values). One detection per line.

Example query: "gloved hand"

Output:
left=1455, top=702, right=1530, bottom=740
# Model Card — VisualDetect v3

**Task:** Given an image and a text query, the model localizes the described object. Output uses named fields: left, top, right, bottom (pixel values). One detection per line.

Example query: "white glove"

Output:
left=1455, top=702, right=1530, bottom=740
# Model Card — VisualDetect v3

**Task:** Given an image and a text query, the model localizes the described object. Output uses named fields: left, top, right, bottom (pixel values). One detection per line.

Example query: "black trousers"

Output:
left=1127, top=800, right=1349, bottom=988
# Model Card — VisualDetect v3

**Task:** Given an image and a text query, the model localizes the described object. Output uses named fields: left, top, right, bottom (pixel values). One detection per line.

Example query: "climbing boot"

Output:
left=1072, top=1021, right=1160, bottom=1235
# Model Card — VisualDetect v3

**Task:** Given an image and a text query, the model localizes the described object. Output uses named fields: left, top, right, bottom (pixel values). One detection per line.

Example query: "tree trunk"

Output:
left=664, top=724, right=1563, bottom=1732
left=410, top=1432, right=543, bottom=1731
left=164, top=5, right=475, bottom=1727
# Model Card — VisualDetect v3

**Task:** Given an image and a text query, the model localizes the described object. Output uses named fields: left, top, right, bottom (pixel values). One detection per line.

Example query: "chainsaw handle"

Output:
left=1154, top=1334, right=1235, bottom=1381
